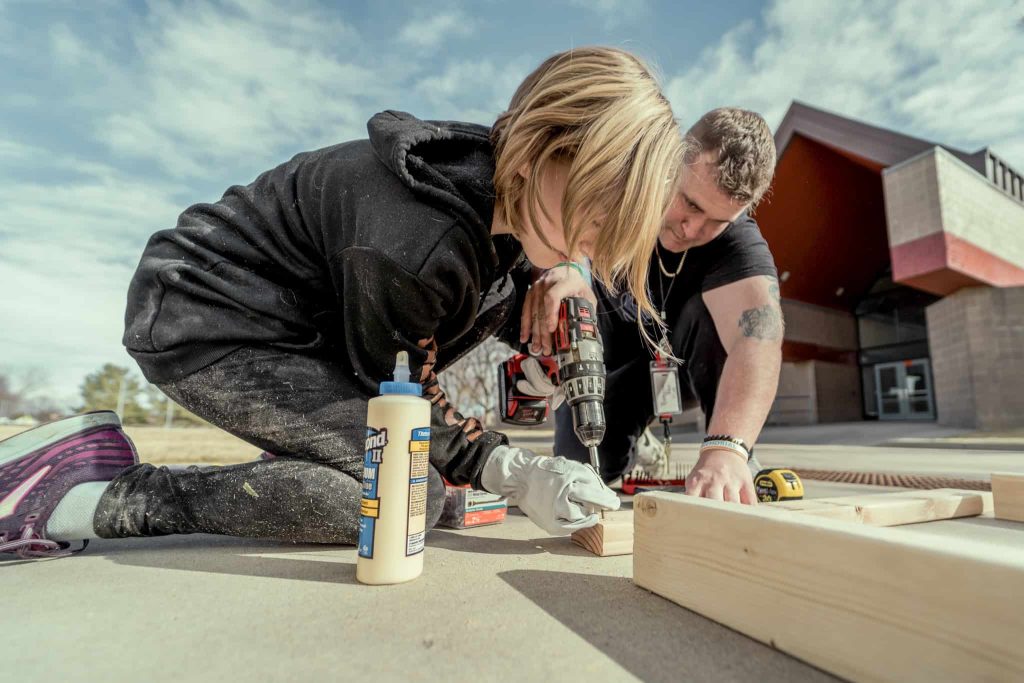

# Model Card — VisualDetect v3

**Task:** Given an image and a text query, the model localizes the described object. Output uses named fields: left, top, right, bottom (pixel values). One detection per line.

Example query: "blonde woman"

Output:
left=0, top=47, right=681, bottom=558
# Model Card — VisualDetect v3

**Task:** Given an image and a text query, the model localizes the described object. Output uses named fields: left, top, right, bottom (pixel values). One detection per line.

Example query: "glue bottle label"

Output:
left=405, top=427, right=430, bottom=555
left=358, top=427, right=388, bottom=559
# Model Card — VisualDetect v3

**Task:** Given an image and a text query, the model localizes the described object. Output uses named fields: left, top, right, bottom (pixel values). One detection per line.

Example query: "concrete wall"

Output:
left=767, top=360, right=863, bottom=425
left=884, top=150, right=944, bottom=247
left=885, top=148, right=1024, bottom=267
left=813, top=361, right=864, bottom=422
left=781, top=299, right=858, bottom=350
left=884, top=147, right=1024, bottom=293
left=926, top=286, right=1024, bottom=430
left=769, top=361, right=816, bottom=425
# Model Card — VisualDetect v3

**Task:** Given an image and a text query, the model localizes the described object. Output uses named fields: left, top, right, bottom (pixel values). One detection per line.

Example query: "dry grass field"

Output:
left=0, top=425, right=261, bottom=465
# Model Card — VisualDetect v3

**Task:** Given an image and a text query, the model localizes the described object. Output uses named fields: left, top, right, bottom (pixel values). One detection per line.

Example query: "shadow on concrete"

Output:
left=91, top=535, right=360, bottom=584
left=428, top=529, right=546, bottom=555
left=499, top=569, right=839, bottom=683
left=428, top=502, right=633, bottom=558
left=427, top=529, right=595, bottom=557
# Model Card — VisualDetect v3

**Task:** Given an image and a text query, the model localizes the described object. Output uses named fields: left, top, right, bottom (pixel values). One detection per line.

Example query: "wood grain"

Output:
left=764, top=488, right=992, bottom=526
left=571, top=510, right=633, bottom=556
left=992, top=473, right=1024, bottom=522
left=633, top=492, right=1024, bottom=683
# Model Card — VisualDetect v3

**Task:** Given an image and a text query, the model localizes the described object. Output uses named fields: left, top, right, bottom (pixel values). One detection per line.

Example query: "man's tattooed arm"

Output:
left=737, top=276, right=784, bottom=340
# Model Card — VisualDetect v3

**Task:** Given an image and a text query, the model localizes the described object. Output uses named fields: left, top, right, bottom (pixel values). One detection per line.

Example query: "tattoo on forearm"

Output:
left=739, top=281, right=784, bottom=340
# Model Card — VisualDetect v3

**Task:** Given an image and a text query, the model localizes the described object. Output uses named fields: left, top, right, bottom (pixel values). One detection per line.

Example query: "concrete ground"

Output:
left=5, top=439, right=1023, bottom=683
left=511, top=429, right=1024, bottom=481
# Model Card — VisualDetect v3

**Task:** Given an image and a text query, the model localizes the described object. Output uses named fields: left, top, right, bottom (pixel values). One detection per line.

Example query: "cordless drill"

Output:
left=498, top=296, right=607, bottom=474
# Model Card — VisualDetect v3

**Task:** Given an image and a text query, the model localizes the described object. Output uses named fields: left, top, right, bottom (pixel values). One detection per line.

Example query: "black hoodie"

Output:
left=123, top=111, right=525, bottom=486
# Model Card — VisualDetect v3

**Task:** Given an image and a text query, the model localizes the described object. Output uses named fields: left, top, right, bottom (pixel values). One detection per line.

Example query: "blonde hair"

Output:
left=491, top=47, right=683, bottom=345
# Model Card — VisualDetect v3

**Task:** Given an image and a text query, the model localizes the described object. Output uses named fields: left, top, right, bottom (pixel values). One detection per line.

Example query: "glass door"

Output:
left=874, top=359, right=935, bottom=420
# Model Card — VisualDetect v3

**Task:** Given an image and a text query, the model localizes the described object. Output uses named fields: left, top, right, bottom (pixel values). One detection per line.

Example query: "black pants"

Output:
left=554, top=294, right=727, bottom=481
left=94, top=346, right=446, bottom=544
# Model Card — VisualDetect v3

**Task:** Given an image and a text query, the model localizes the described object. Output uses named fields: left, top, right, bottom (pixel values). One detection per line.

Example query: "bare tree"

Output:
left=0, top=366, right=52, bottom=419
left=439, top=338, right=516, bottom=428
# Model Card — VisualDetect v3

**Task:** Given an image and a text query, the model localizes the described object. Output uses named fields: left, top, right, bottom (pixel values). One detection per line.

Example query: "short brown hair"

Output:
left=491, top=47, right=683, bottom=346
left=685, top=108, right=776, bottom=208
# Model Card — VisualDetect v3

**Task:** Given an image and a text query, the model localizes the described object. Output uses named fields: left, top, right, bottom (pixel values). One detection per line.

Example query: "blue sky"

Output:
left=1, top=0, right=1022, bottom=406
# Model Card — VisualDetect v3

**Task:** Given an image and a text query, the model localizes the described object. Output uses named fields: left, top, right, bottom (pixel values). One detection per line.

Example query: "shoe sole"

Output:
left=0, top=412, right=123, bottom=466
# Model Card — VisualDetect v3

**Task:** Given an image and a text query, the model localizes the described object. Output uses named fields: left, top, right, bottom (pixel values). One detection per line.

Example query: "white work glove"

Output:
left=481, top=445, right=620, bottom=535
left=515, top=356, right=565, bottom=410
left=628, top=427, right=668, bottom=477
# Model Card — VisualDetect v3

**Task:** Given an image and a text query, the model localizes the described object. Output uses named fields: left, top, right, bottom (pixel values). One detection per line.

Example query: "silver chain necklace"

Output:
left=655, top=246, right=688, bottom=322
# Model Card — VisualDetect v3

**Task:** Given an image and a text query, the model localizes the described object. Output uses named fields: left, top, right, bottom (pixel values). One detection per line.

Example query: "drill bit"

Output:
left=588, top=445, right=601, bottom=476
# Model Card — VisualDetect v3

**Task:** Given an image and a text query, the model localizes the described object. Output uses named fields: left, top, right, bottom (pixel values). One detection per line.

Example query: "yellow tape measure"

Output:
left=754, top=468, right=804, bottom=502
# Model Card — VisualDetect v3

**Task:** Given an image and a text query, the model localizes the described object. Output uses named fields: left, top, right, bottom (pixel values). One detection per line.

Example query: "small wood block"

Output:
left=571, top=510, right=633, bottom=556
left=992, top=473, right=1024, bottom=522
left=766, top=489, right=991, bottom=527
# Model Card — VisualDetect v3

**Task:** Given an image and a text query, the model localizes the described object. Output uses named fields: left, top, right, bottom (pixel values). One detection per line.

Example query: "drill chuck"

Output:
left=568, top=396, right=606, bottom=447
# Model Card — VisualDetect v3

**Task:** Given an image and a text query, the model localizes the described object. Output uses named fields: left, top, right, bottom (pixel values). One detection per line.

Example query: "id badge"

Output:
left=650, top=361, right=683, bottom=417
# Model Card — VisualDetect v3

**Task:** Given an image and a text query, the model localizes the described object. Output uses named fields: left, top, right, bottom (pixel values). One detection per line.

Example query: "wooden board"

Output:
left=992, top=473, right=1024, bottom=522
left=763, top=489, right=992, bottom=526
left=572, top=490, right=991, bottom=558
left=570, top=510, right=633, bottom=556
left=633, top=492, right=1024, bottom=683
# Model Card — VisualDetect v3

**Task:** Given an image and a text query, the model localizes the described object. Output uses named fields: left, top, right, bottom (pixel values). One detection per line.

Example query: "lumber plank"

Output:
left=570, top=509, right=633, bottom=556
left=766, top=489, right=991, bottom=526
left=633, top=492, right=1024, bottom=683
left=992, top=473, right=1024, bottom=522
left=757, top=499, right=862, bottom=522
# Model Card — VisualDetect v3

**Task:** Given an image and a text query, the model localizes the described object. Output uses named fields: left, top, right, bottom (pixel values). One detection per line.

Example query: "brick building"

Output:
left=757, top=102, right=1024, bottom=430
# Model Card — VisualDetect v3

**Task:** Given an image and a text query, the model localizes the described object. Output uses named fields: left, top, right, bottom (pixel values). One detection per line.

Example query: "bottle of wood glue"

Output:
left=356, top=351, right=431, bottom=585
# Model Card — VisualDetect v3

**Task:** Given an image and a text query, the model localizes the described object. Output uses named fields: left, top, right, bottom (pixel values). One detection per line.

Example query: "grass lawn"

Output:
left=0, top=425, right=261, bottom=465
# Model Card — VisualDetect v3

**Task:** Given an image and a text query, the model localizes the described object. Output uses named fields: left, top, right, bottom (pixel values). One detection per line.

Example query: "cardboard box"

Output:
left=438, top=482, right=507, bottom=529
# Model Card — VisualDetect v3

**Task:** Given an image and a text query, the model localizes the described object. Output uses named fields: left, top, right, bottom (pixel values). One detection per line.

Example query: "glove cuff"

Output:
left=480, top=445, right=528, bottom=497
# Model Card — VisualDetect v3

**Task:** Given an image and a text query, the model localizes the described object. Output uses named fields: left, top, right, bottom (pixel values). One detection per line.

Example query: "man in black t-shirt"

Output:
left=522, top=108, right=781, bottom=505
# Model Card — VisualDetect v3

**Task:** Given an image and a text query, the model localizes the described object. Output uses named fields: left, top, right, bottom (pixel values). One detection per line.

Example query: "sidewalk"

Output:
left=503, top=420, right=1024, bottom=452
left=504, top=422, right=1023, bottom=483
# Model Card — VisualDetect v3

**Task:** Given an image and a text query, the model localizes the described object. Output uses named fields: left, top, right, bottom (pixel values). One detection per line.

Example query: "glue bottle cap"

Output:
left=380, top=351, right=421, bottom=396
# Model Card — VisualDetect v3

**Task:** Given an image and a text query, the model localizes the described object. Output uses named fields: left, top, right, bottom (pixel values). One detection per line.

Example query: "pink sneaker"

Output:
left=0, top=411, right=138, bottom=558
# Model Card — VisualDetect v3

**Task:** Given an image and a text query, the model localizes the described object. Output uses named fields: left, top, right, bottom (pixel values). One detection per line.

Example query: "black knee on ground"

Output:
left=425, top=466, right=446, bottom=531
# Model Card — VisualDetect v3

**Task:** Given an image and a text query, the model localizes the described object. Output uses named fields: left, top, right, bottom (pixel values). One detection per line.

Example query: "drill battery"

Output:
left=497, top=353, right=558, bottom=426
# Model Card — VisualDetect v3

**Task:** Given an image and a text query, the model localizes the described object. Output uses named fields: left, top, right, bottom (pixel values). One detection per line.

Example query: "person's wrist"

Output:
left=481, top=445, right=519, bottom=496
left=699, top=441, right=749, bottom=463
left=550, top=260, right=587, bottom=281
left=701, top=434, right=752, bottom=461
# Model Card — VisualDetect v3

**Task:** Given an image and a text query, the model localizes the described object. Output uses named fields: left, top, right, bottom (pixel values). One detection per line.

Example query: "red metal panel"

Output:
left=891, top=232, right=1024, bottom=294
left=756, top=134, right=891, bottom=311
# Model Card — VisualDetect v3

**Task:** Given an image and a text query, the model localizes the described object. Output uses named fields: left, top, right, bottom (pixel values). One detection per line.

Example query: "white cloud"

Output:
left=0, top=140, right=187, bottom=404
left=665, top=0, right=1024, bottom=167
left=53, top=0, right=393, bottom=179
left=50, top=23, right=104, bottom=69
left=416, top=55, right=535, bottom=124
left=398, top=11, right=477, bottom=49
left=568, top=0, right=649, bottom=28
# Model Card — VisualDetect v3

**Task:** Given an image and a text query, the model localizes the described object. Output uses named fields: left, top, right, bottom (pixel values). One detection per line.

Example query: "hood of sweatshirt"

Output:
left=367, top=110, right=502, bottom=271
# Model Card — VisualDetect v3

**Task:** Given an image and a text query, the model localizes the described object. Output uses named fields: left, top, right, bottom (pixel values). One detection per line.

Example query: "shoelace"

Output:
left=0, top=526, right=88, bottom=559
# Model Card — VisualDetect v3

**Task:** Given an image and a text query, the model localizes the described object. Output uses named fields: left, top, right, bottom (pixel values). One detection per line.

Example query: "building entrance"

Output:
left=873, top=359, right=935, bottom=420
